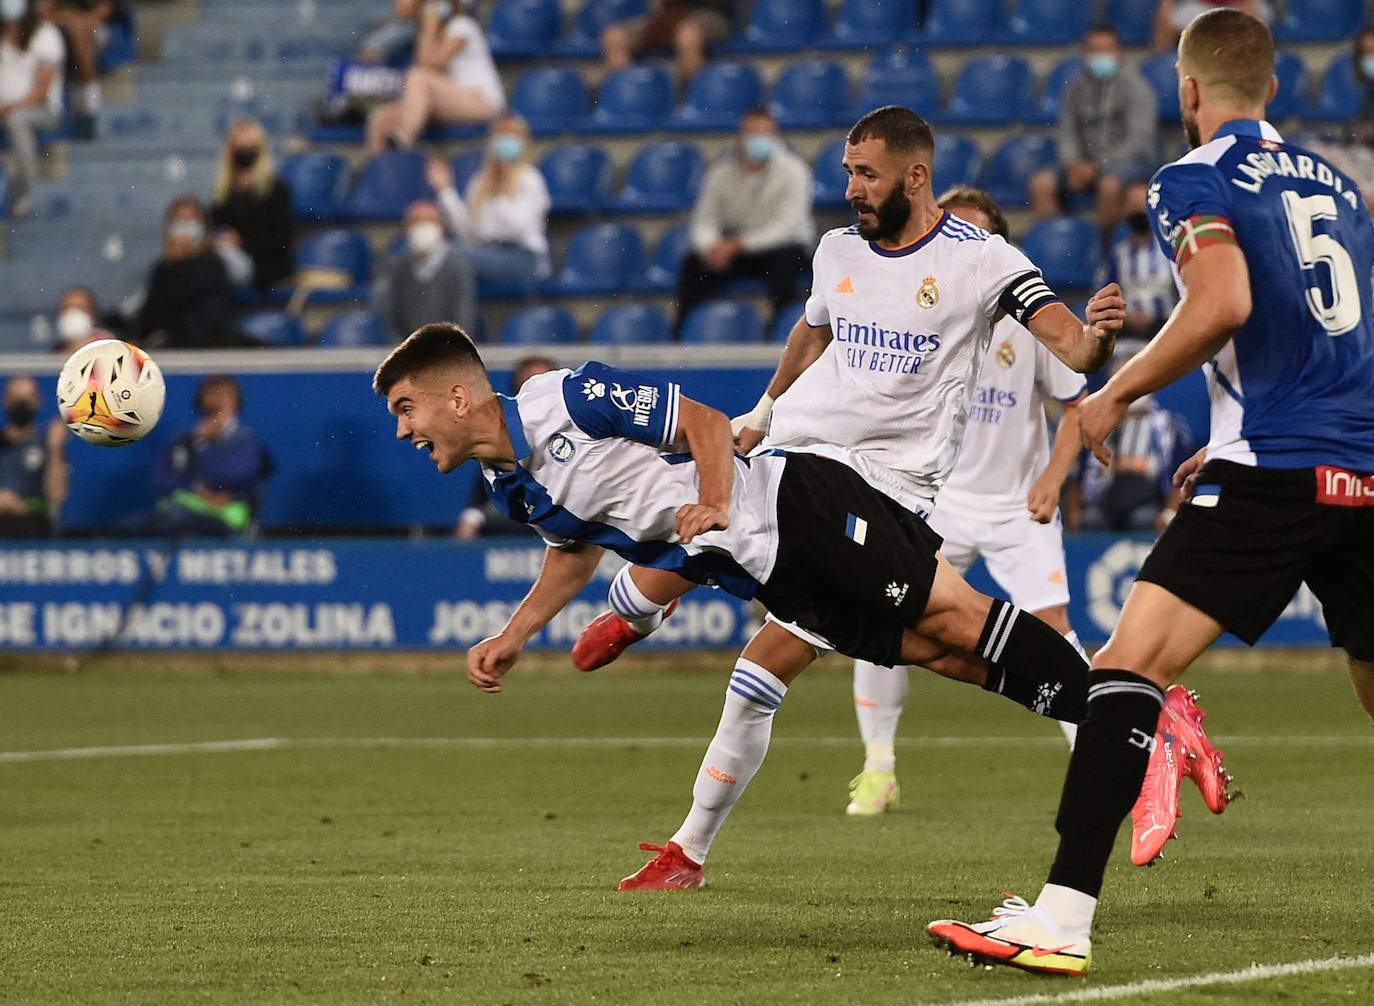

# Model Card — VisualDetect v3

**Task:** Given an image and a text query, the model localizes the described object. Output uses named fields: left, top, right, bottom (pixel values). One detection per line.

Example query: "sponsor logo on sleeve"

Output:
left=611, top=383, right=662, bottom=429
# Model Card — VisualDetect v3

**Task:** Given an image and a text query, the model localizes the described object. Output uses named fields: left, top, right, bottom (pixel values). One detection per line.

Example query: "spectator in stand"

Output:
left=210, top=119, right=295, bottom=295
left=1100, top=181, right=1177, bottom=346
left=40, top=0, right=128, bottom=130
left=677, top=107, right=813, bottom=334
left=373, top=199, right=477, bottom=342
left=365, top=0, right=503, bottom=154
left=0, top=0, right=65, bottom=218
left=1347, top=27, right=1374, bottom=147
left=1153, top=0, right=1272, bottom=53
left=455, top=354, right=555, bottom=540
left=51, top=285, right=112, bottom=353
left=0, top=375, right=67, bottom=538
left=119, top=376, right=272, bottom=538
left=426, top=114, right=552, bottom=299
left=1030, top=25, right=1157, bottom=233
left=133, top=195, right=240, bottom=350
left=357, top=0, right=417, bottom=66
left=602, top=0, right=734, bottom=86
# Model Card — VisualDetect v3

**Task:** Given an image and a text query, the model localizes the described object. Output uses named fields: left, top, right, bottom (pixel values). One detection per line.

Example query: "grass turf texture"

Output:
left=1, top=650, right=1371, bottom=1005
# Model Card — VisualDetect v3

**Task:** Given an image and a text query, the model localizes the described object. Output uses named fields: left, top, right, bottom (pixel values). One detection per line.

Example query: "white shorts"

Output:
left=927, top=507, right=1071, bottom=613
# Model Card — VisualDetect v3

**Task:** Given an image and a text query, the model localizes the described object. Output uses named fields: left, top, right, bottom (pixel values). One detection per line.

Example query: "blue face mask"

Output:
left=743, top=134, right=776, bottom=164
left=1085, top=54, right=1119, bottom=80
left=1, top=0, right=26, bottom=21
left=490, top=133, right=524, bottom=164
left=1362, top=54, right=1374, bottom=81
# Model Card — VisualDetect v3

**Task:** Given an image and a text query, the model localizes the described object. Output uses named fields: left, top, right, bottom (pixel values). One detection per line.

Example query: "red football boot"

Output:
left=617, top=841, right=705, bottom=891
left=1130, top=726, right=1184, bottom=866
left=571, top=599, right=679, bottom=672
left=1164, top=686, right=1234, bottom=815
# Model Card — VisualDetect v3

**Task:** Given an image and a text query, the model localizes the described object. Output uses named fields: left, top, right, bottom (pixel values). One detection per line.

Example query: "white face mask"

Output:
left=56, top=308, right=94, bottom=344
left=408, top=221, right=444, bottom=255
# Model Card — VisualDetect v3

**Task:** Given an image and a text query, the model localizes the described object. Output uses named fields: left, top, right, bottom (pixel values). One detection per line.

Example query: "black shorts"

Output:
left=755, top=453, right=942, bottom=666
left=1138, top=460, right=1374, bottom=659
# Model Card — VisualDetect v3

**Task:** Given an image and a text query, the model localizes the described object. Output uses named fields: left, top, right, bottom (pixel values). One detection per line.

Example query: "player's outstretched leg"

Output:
left=572, top=565, right=690, bottom=672
left=620, top=624, right=814, bottom=890
left=848, top=661, right=907, bottom=816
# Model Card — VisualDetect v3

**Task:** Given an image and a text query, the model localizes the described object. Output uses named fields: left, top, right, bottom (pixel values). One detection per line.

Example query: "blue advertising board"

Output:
left=0, top=533, right=1328, bottom=652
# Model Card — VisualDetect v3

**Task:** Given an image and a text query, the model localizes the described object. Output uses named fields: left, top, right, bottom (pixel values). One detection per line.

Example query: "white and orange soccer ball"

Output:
left=56, top=339, right=165, bottom=446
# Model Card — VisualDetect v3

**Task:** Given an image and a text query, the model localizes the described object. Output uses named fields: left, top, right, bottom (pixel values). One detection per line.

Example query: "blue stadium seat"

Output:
left=820, top=0, right=915, bottom=49
left=545, top=223, right=645, bottom=295
left=511, top=66, right=590, bottom=136
left=1020, top=217, right=1101, bottom=289
left=344, top=151, right=432, bottom=221
left=1105, top=0, right=1153, bottom=45
left=1275, top=0, right=1361, bottom=43
left=590, top=304, right=673, bottom=344
left=538, top=144, right=613, bottom=214
left=319, top=310, right=386, bottom=347
left=666, top=61, right=764, bottom=131
left=812, top=137, right=849, bottom=209
left=681, top=301, right=763, bottom=343
left=979, top=134, right=1057, bottom=207
left=611, top=141, right=704, bottom=213
left=1306, top=56, right=1361, bottom=121
left=487, top=0, right=563, bottom=58
left=916, top=0, right=1004, bottom=46
left=771, top=301, right=805, bottom=342
left=729, top=0, right=825, bottom=52
left=933, top=134, right=982, bottom=189
left=769, top=60, right=850, bottom=129
left=640, top=222, right=693, bottom=292
left=1141, top=52, right=1182, bottom=123
left=98, top=10, right=137, bottom=72
left=1027, top=57, right=1081, bottom=126
left=934, top=56, right=1031, bottom=125
left=1002, top=0, right=1090, bottom=44
left=241, top=311, right=307, bottom=347
left=850, top=47, right=940, bottom=119
left=554, top=0, right=647, bottom=57
left=293, top=229, right=372, bottom=296
left=279, top=152, right=347, bottom=221
left=579, top=66, right=674, bottom=134
left=500, top=306, right=580, bottom=345
left=1269, top=51, right=1309, bottom=121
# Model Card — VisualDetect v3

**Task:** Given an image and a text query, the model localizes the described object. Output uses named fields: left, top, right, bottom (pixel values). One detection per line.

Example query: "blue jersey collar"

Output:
left=868, top=210, right=948, bottom=258
left=1214, top=119, right=1284, bottom=143
left=497, top=393, right=532, bottom=462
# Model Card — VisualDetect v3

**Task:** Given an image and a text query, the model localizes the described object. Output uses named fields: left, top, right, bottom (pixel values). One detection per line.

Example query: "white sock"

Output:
left=1057, top=630, right=1087, bottom=749
left=853, top=660, right=907, bottom=773
left=608, top=565, right=667, bottom=636
left=669, top=660, right=787, bottom=864
left=82, top=82, right=102, bottom=114
left=1033, top=882, right=1097, bottom=939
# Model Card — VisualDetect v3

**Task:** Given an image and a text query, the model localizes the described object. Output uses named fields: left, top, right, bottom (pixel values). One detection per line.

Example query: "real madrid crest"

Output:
left=917, top=275, right=939, bottom=309
left=997, top=340, right=1016, bottom=368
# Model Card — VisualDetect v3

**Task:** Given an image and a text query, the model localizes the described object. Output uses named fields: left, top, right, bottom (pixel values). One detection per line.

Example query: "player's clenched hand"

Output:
left=1086, top=283, right=1126, bottom=336
left=1026, top=474, right=1059, bottom=523
left=467, top=632, right=523, bottom=693
left=1077, top=387, right=1128, bottom=468
left=1172, top=447, right=1208, bottom=496
left=675, top=503, right=729, bottom=543
left=735, top=426, right=765, bottom=453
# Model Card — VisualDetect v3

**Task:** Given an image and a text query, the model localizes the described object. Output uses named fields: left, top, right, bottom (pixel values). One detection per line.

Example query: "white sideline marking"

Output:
left=0, top=733, right=1370, bottom=765
left=927, top=952, right=1374, bottom=1006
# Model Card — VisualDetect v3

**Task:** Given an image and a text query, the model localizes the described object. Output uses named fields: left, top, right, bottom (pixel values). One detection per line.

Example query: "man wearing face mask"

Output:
left=373, top=199, right=478, bottom=342
left=1100, top=181, right=1178, bottom=348
left=51, top=286, right=110, bottom=353
left=1030, top=24, right=1159, bottom=233
left=134, top=195, right=238, bottom=349
left=0, top=375, right=68, bottom=538
left=676, top=107, right=814, bottom=335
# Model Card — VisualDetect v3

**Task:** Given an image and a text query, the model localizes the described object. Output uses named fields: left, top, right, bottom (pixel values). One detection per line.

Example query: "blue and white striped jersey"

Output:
left=480, top=363, right=787, bottom=599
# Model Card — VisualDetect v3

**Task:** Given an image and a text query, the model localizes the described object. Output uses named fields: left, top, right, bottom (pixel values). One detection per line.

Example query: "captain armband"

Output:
left=998, top=271, right=1063, bottom=325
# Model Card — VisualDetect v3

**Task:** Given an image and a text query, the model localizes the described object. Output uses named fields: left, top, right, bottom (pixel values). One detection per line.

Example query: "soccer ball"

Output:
left=56, top=339, right=166, bottom=446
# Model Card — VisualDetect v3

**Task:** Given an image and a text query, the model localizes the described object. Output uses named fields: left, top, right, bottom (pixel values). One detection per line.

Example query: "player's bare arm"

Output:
left=1026, top=285, right=1124, bottom=375
left=1027, top=394, right=1084, bottom=523
left=733, top=317, right=833, bottom=452
left=1080, top=243, right=1250, bottom=465
left=468, top=543, right=605, bottom=692
left=673, top=396, right=735, bottom=542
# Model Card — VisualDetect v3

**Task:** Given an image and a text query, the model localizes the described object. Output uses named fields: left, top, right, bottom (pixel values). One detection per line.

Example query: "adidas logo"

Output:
left=834, top=276, right=854, bottom=294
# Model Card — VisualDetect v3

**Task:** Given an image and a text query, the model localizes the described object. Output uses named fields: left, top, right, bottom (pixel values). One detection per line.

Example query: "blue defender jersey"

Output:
left=1148, top=119, right=1374, bottom=471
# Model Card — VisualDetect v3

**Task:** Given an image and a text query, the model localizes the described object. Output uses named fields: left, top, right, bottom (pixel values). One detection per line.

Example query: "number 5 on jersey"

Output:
left=1280, top=190, right=1362, bottom=336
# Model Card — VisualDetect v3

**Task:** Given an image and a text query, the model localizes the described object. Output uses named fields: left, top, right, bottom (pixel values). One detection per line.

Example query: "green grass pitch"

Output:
left=1, top=650, right=1372, bottom=1004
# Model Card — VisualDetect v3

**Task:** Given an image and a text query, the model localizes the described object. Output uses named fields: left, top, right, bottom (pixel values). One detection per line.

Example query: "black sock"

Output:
left=975, top=598, right=1088, bottom=722
left=1047, top=670, right=1165, bottom=898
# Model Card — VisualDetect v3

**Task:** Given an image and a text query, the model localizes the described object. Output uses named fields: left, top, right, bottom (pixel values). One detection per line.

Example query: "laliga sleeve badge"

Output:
left=917, top=275, right=940, bottom=309
left=997, top=339, right=1016, bottom=368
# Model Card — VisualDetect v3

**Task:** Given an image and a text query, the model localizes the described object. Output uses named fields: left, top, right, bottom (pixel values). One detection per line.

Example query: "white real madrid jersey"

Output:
left=934, top=318, right=1086, bottom=523
left=764, top=212, right=1059, bottom=514
left=480, top=365, right=786, bottom=598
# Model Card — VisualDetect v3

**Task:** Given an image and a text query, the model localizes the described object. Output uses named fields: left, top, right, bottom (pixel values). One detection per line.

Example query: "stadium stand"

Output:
left=589, top=303, right=674, bottom=344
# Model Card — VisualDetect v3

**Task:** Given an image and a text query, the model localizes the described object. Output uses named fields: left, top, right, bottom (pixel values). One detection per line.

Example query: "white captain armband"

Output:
left=998, top=271, right=1062, bottom=325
